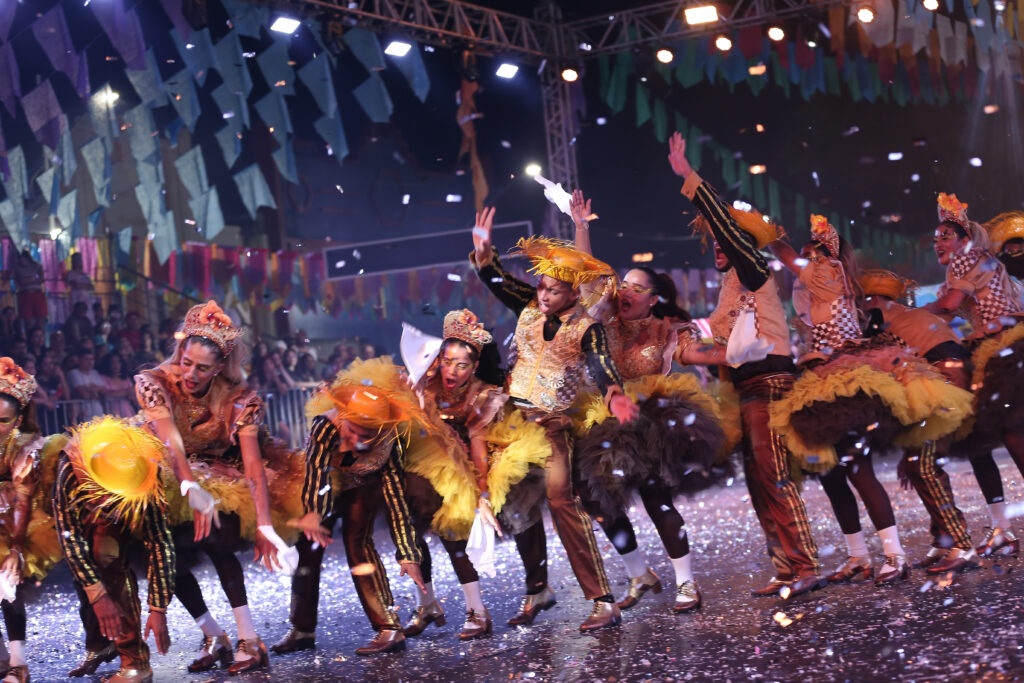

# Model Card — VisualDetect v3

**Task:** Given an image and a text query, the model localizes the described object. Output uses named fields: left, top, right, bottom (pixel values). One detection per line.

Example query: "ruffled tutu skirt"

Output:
left=572, top=373, right=729, bottom=518
left=961, top=323, right=1024, bottom=441
left=403, top=408, right=552, bottom=541
left=770, top=340, right=974, bottom=472
left=163, top=434, right=306, bottom=544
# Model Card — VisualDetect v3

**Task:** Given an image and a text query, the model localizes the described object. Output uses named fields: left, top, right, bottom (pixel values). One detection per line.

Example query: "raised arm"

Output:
left=470, top=207, right=536, bottom=315
left=668, top=132, right=770, bottom=291
left=768, top=238, right=804, bottom=277
left=571, top=190, right=594, bottom=256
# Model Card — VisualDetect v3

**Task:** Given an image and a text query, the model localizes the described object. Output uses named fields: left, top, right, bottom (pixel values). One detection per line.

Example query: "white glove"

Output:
left=181, top=480, right=216, bottom=516
left=257, top=524, right=299, bottom=575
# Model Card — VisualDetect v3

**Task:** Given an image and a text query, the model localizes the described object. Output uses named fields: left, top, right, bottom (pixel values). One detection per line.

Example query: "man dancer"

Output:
left=272, top=382, right=426, bottom=656
left=471, top=207, right=639, bottom=631
left=667, top=132, right=821, bottom=597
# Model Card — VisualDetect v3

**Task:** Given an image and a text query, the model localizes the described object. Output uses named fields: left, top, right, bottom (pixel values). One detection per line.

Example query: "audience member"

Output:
left=66, top=347, right=106, bottom=419
left=13, top=248, right=47, bottom=332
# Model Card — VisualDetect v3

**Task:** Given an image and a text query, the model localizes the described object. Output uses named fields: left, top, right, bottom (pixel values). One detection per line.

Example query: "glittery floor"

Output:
left=21, top=453, right=1024, bottom=682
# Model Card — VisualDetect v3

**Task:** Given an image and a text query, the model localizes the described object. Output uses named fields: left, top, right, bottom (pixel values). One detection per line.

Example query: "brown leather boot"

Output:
left=579, top=600, right=621, bottom=632
left=355, top=629, right=405, bottom=655
left=507, top=585, right=556, bottom=626
left=617, top=569, right=663, bottom=610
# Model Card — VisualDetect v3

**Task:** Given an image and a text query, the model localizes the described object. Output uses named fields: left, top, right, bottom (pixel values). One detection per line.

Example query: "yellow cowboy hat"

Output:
left=858, top=269, right=915, bottom=301
left=510, top=236, right=615, bottom=288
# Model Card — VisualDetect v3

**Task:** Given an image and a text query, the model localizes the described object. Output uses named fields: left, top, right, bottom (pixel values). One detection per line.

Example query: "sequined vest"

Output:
left=507, top=302, right=594, bottom=412
left=607, top=316, right=674, bottom=381
left=707, top=268, right=790, bottom=352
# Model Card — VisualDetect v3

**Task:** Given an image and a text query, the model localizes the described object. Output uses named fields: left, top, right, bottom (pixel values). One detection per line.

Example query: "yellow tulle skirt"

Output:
left=770, top=345, right=974, bottom=472
left=404, top=409, right=552, bottom=541
left=959, top=323, right=1024, bottom=440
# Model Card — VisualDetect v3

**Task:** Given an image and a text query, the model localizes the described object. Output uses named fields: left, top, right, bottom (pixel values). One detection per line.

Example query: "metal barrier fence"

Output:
left=39, top=387, right=317, bottom=450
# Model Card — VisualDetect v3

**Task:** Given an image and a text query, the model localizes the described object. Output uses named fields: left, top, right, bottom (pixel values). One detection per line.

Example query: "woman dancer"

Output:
left=925, top=195, right=1024, bottom=557
left=570, top=191, right=742, bottom=612
left=769, top=216, right=972, bottom=585
left=0, top=358, right=63, bottom=683
left=134, top=301, right=299, bottom=674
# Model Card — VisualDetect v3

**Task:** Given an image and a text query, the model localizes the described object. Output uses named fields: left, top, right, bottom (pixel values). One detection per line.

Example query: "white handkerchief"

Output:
left=466, top=514, right=496, bottom=578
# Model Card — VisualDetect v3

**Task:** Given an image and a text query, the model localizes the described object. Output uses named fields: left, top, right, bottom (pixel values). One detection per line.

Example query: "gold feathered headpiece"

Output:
left=984, top=211, right=1024, bottom=253
left=510, top=236, right=615, bottom=289
left=65, top=417, right=166, bottom=530
left=858, top=269, right=915, bottom=301
left=443, top=309, right=492, bottom=352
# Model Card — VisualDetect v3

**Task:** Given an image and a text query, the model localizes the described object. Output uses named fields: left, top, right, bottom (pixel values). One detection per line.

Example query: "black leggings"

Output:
left=969, top=429, right=1024, bottom=505
left=819, top=451, right=895, bottom=535
left=1, top=584, right=25, bottom=641
left=513, top=521, right=548, bottom=595
left=417, top=536, right=479, bottom=586
left=173, top=513, right=248, bottom=619
left=584, top=486, right=690, bottom=560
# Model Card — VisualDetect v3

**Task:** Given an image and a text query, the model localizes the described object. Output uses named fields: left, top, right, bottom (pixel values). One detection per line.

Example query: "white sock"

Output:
left=420, top=581, right=437, bottom=607
left=844, top=530, right=869, bottom=558
left=461, top=581, right=485, bottom=613
left=233, top=605, right=258, bottom=642
left=8, top=640, right=24, bottom=667
left=195, top=612, right=225, bottom=637
left=989, top=502, right=1011, bottom=529
left=669, top=553, right=693, bottom=584
left=878, top=525, right=905, bottom=557
left=619, top=549, right=648, bottom=579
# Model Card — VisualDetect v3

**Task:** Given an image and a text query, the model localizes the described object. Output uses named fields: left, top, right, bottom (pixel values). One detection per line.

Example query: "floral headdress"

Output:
left=442, top=309, right=492, bottom=352
left=937, top=193, right=970, bottom=230
left=181, top=301, right=243, bottom=355
left=0, top=357, right=36, bottom=408
left=810, top=214, right=840, bottom=259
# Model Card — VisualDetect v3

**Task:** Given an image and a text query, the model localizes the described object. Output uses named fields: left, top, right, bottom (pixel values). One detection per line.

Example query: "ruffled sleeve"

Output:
left=231, top=390, right=264, bottom=441
left=465, top=384, right=509, bottom=440
left=946, top=250, right=994, bottom=295
left=134, top=373, right=172, bottom=422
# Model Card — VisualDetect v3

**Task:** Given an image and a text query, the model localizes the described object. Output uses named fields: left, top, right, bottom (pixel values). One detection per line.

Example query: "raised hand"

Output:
left=472, top=206, right=496, bottom=262
left=570, top=190, right=593, bottom=229
left=668, top=131, right=693, bottom=179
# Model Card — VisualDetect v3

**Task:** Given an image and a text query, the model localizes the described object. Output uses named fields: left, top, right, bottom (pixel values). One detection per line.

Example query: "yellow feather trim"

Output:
left=770, top=365, right=974, bottom=471
left=955, top=323, right=1024, bottom=438
left=511, top=236, right=615, bottom=288
left=485, top=410, right=551, bottom=516
left=0, top=485, right=62, bottom=581
left=571, top=373, right=738, bottom=462
left=404, top=428, right=479, bottom=541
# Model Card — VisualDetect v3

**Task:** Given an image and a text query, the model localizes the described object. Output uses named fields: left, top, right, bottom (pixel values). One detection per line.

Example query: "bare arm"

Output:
left=924, top=289, right=967, bottom=315
left=571, top=190, right=594, bottom=256
left=768, top=239, right=804, bottom=277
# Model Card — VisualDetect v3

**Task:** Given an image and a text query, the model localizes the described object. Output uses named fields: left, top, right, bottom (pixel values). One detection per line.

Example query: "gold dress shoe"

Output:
left=617, top=568, right=663, bottom=610
left=751, top=577, right=790, bottom=597
left=403, top=601, right=447, bottom=637
left=187, top=634, right=232, bottom=673
left=827, top=556, right=873, bottom=583
left=579, top=600, right=621, bottom=632
left=672, top=580, right=702, bottom=613
left=913, top=546, right=947, bottom=569
left=2, top=665, right=28, bottom=683
left=927, top=547, right=978, bottom=575
left=875, top=554, right=910, bottom=585
left=227, top=637, right=269, bottom=675
left=977, top=527, right=1020, bottom=557
left=103, top=667, right=153, bottom=683
left=781, top=572, right=824, bottom=599
left=355, top=628, right=405, bottom=655
left=507, top=585, right=557, bottom=626
left=458, top=608, right=493, bottom=640
left=270, top=628, right=316, bottom=654
left=68, top=644, right=118, bottom=677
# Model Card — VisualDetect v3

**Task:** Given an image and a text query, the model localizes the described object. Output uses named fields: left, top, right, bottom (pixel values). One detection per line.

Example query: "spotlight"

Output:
left=994, top=0, right=1006, bottom=10
left=525, top=163, right=542, bottom=177
left=384, top=41, right=412, bottom=57
left=496, top=63, right=519, bottom=79
left=684, top=5, right=719, bottom=25
left=807, top=40, right=817, bottom=48
left=748, top=64, right=767, bottom=75
left=923, top=0, right=939, bottom=10
left=969, top=157, right=982, bottom=167
left=749, top=164, right=767, bottom=175
left=656, top=48, right=674, bottom=64
left=984, top=104, right=999, bottom=114
left=767, top=26, right=785, bottom=42
left=270, top=16, right=301, bottom=34
left=100, top=89, right=120, bottom=105
left=856, top=6, right=875, bottom=23
left=561, top=67, right=579, bottom=82
left=888, top=152, right=903, bottom=161
left=715, top=35, right=732, bottom=51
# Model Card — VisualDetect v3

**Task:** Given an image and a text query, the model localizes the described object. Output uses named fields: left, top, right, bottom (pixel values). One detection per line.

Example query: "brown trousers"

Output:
left=902, top=358, right=972, bottom=550
left=737, top=373, right=819, bottom=578
left=89, top=521, right=149, bottom=670
left=517, top=407, right=611, bottom=600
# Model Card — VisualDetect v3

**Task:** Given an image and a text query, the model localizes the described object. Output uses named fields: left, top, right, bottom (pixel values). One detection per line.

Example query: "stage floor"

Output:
left=25, top=452, right=1024, bottom=682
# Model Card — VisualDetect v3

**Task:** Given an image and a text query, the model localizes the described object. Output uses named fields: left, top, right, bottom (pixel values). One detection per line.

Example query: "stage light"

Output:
left=684, top=5, right=718, bottom=25
left=446, top=194, right=463, bottom=202
left=969, top=157, right=982, bottom=167
left=807, top=40, right=817, bottom=48
left=748, top=64, right=767, bottom=75
left=749, top=164, right=767, bottom=175
left=561, top=67, right=579, bottom=82
left=755, top=124, right=765, bottom=132
left=911, top=173, right=920, bottom=182
left=767, top=26, right=785, bottom=42
left=715, top=35, right=732, bottom=51
left=856, top=6, right=875, bottom=23
left=923, top=0, right=939, bottom=10
left=496, top=63, right=519, bottom=79
left=596, top=117, right=607, bottom=125
left=632, top=252, right=654, bottom=263
left=384, top=41, right=412, bottom=57
left=656, top=48, right=674, bottom=64
left=99, top=88, right=119, bottom=105
left=525, top=163, right=542, bottom=177
left=888, top=152, right=903, bottom=161
left=984, top=104, right=999, bottom=114
left=994, top=0, right=1006, bottom=10
left=270, top=16, right=301, bottom=34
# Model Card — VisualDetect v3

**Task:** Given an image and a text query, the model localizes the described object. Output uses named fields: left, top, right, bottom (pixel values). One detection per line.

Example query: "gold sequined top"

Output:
left=135, top=365, right=263, bottom=464
left=422, top=374, right=506, bottom=442
left=605, top=316, right=677, bottom=380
